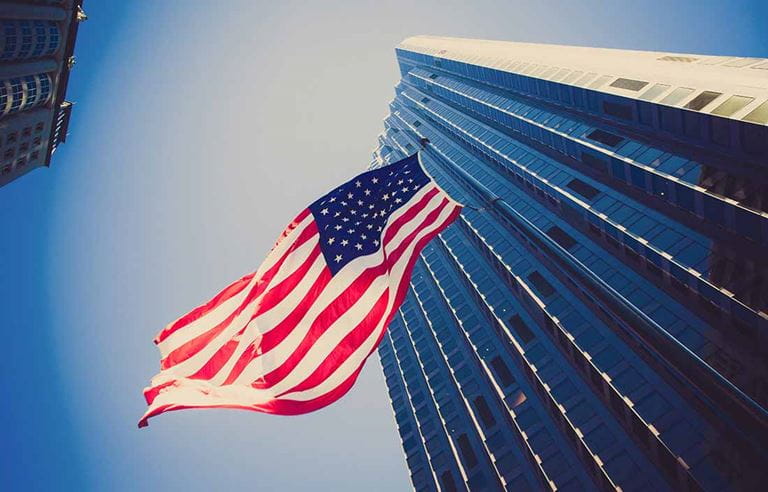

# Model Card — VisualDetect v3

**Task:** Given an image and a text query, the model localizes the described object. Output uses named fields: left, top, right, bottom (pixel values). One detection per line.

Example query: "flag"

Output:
left=139, top=153, right=462, bottom=427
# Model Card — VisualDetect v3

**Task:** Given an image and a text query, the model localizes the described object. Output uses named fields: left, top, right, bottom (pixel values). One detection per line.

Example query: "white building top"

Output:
left=397, top=36, right=768, bottom=125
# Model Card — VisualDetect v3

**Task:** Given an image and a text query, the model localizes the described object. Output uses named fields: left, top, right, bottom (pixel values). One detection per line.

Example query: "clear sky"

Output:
left=1, top=1, right=766, bottom=490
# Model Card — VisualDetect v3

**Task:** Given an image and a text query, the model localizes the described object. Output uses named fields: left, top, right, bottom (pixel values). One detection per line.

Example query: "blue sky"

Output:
left=1, top=1, right=766, bottom=490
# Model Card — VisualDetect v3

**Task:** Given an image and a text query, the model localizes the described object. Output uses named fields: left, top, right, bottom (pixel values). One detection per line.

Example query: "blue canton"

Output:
left=308, top=154, right=431, bottom=275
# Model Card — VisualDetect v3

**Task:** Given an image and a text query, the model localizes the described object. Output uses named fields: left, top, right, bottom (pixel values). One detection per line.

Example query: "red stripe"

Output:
left=159, top=223, right=319, bottom=370
left=155, top=215, right=316, bottom=345
left=221, top=267, right=333, bottom=385
left=276, top=289, right=390, bottom=396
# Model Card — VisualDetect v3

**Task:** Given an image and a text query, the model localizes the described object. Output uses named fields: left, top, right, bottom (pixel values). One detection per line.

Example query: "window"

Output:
left=429, top=73, right=439, bottom=79
left=457, top=434, right=478, bottom=467
left=684, top=91, right=722, bottom=111
left=22, top=126, right=31, bottom=137
left=603, top=101, right=633, bottom=120
left=35, top=122, right=44, bottom=132
left=508, top=314, right=535, bottom=343
left=566, top=178, right=600, bottom=200
left=527, top=271, right=555, bottom=297
left=491, top=357, right=514, bottom=386
left=547, top=226, right=576, bottom=250
left=660, top=87, right=694, bottom=106
left=474, top=396, right=496, bottom=428
left=413, top=120, right=421, bottom=127
left=743, top=100, right=768, bottom=125
left=639, top=83, right=671, bottom=101
left=711, top=95, right=754, bottom=117
left=586, top=129, right=624, bottom=147
left=440, top=471, right=457, bottom=492
left=609, top=78, right=649, bottom=91
left=420, top=97, right=430, bottom=104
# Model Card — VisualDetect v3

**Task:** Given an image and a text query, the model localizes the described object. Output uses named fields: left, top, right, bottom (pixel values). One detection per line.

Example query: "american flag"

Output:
left=139, top=153, right=461, bottom=427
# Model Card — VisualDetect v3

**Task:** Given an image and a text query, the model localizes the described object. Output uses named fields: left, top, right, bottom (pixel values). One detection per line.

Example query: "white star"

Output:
left=342, top=217, right=349, bottom=222
left=374, top=239, right=380, bottom=246
left=413, top=184, right=419, bottom=190
left=380, top=209, right=386, bottom=215
left=328, top=237, right=335, bottom=245
left=357, top=200, right=363, bottom=206
left=364, top=189, right=371, bottom=196
left=367, top=224, right=373, bottom=229
left=355, top=180, right=361, bottom=188
left=329, top=197, right=336, bottom=202
left=382, top=193, right=390, bottom=201
left=355, top=243, right=363, bottom=250
left=341, top=239, right=349, bottom=246
left=377, top=226, right=382, bottom=232
left=395, top=198, right=403, bottom=204
left=372, top=177, right=379, bottom=184
left=368, top=204, right=375, bottom=209
left=334, top=254, right=342, bottom=263
left=334, top=225, right=342, bottom=230
left=404, top=170, right=410, bottom=174
left=373, top=212, right=379, bottom=218
left=361, top=234, right=367, bottom=240
left=355, top=221, right=361, bottom=225
left=350, top=209, right=357, bottom=215
left=408, top=178, right=413, bottom=183
left=320, top=208, right=329, bottom=215
left=347, top=229, right=355, bottom=234
left=398, top=179, right=404, bottom=185
left=334, top=212, right=341, bottom=217
left=402, top=187, right=409, bottom=192
left=347, top=192, right=353, bottom=199
left=362, top=213, right=368, bottom=218
left=341, top=201, right=348, bottom=206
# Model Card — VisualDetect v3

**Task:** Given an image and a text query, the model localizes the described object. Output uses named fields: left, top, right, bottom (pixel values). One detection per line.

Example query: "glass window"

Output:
left=586, top=129, right=624, bottom=147
left=639, top=83, right=671, bottom=101
left=474, top=396, right=496, bottom=428
left=684, top=91, right=722, bottom=111
left=457, top=434, right=478, bottom=467
left=660, top=87, right=695, bottom=106
left=710, top=95, right=754, bottom=117
left=609, top=78, right=649, bottom=91
left=527, top=271, right=555, bottom=297
left=547, top=226, right=576, bottom=250
left=742, top=100, right=768, bottom=124
left=508, top=314, right=535, bottom=343
left=491, top=357, right=514, bottom=386
left=566, top=178, right=600, bottom=200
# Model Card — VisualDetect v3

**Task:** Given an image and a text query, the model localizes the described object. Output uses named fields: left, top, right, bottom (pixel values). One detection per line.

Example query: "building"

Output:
left=372, top=36, right=767, bottom=491
left=0, top=0, right=85, bottom=187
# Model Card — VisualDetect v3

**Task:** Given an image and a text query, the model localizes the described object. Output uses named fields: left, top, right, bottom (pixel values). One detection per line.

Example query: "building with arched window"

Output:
left=373, top=36, right=767, bottom=491
left=0, top=0, right=85, bottom=187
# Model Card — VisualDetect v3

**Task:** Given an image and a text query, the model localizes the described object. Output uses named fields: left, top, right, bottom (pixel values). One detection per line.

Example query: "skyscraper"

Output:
left=0, top=0, right=85, bottom=187
left=373, top=36, right=767, bottom=491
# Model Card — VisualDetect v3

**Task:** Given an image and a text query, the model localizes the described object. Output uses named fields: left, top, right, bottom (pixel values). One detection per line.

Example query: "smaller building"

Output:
left=0, top=0, right=85, bottom=187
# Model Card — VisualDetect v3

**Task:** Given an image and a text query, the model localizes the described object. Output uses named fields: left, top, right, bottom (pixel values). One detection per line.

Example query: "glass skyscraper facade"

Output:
left=372, top=36, right=767, bottom=491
